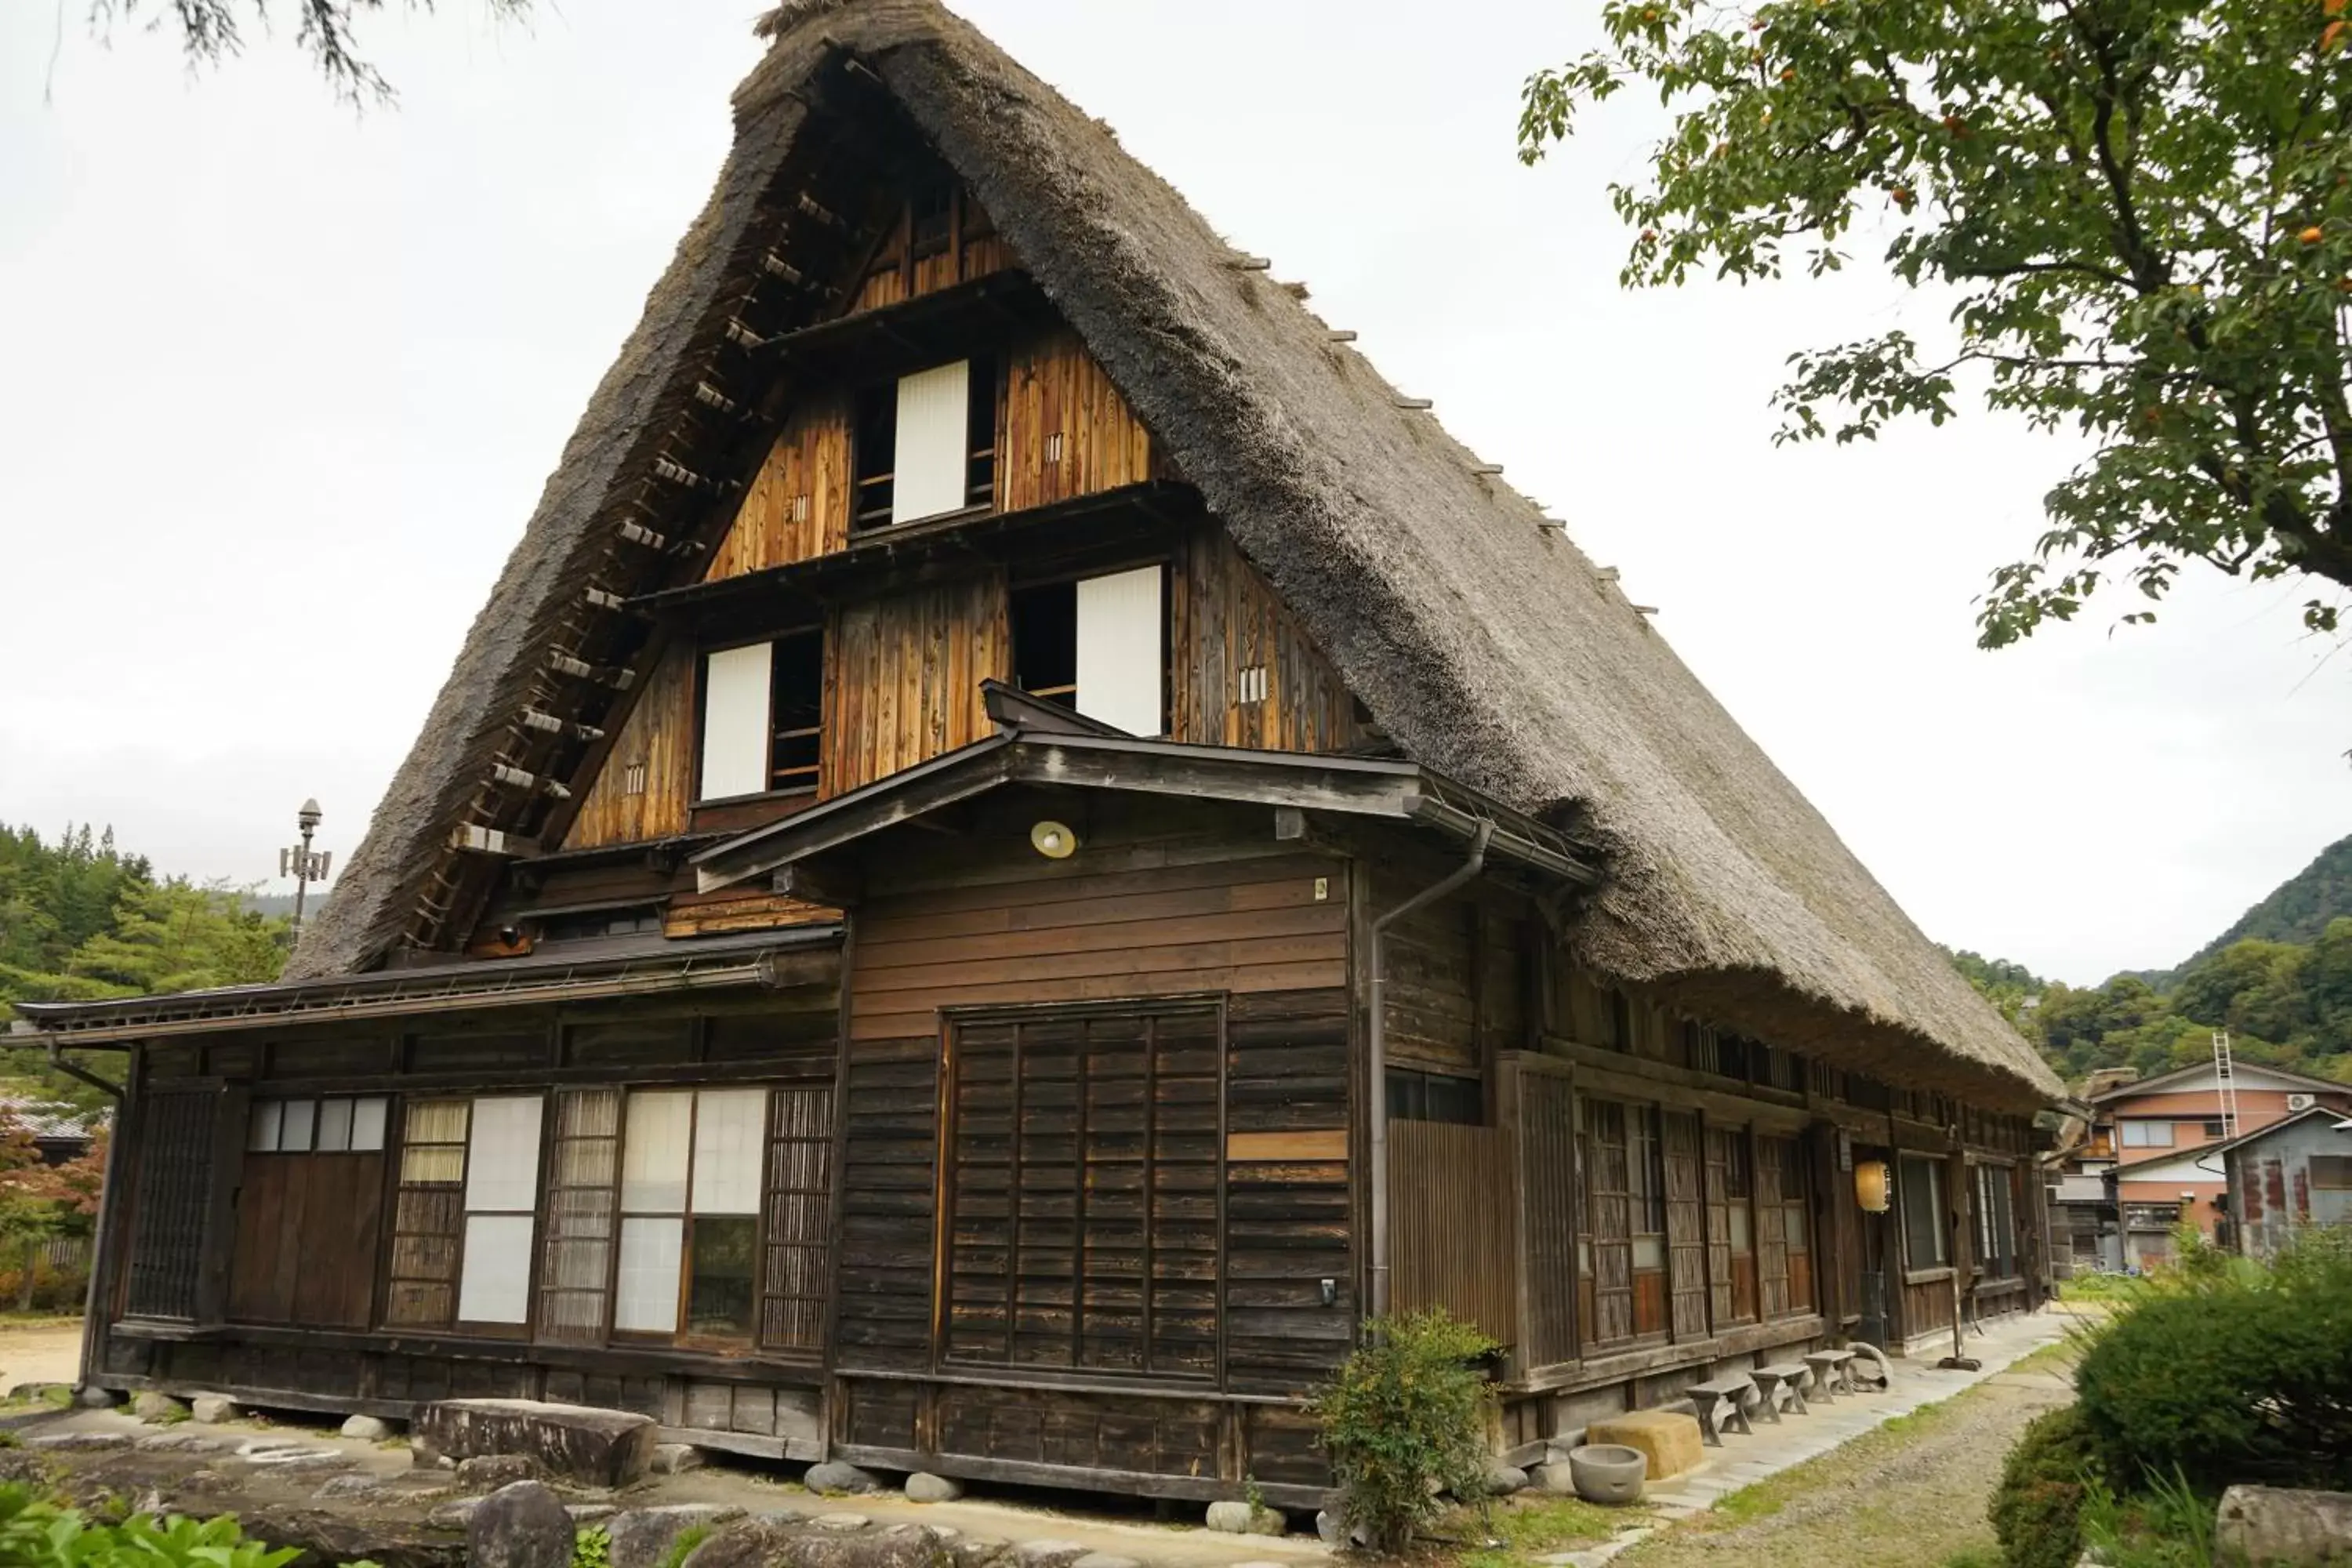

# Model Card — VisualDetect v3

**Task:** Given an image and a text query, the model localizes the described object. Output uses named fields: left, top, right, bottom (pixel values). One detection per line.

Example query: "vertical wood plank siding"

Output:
left=821, top=574, right=1010, bottom=798
left=563, top=646, right=696, bottom=851
left=1389, top=1120, right=1516, bottom=1344
left=704, top=394, right=854, bottom=579
left=122, top=1089, right=221, bottom=1321
left=1171, top=530, right=1360, bottom=755
left=999, top=329, right=1156, bottom=513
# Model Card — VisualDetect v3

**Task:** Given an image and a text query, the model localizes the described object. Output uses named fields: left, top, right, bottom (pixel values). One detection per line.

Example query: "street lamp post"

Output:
left=280, top=798, right=331, bottom=941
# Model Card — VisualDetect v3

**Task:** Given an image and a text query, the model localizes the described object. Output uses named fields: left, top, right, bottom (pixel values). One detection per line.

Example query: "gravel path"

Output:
left=1616, top=1367, right=2076, bottom=1568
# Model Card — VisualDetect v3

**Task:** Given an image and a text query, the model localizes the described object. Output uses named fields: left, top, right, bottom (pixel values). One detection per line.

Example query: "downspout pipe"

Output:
left=1367, top=819, right=1492, bottom=1321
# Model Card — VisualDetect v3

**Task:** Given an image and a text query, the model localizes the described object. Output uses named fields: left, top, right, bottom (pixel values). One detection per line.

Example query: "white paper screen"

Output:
left=464, top=1095, right=545, bottom=1212
left=891, top=360, right=971, bottom=524
left=1075, top=566, right=1164, bottom=736
left=614, top=1217, right=684, bottom=1332
left=622, top=1092, right=693, bottom=1212
left=351, top=1097, right=390, bottom=1152
left=699, top=642, right=773, bottom=801
left=456, top=1214, right=535, bottom=1323
left=691, top=1090, right=767, bottom=1215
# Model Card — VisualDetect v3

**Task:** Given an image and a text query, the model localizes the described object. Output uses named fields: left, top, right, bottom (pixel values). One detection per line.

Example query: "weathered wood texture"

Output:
left=662, top=890, right=839, bottom=939
left=228, top=1152, right=385, bottom=1329
left=999, top=329, right=1157, bottom=514
left=1170, top=528, right=1359, bottom=754
left=822, top=573, right=1009, bottom=798
left=1509, top=1059, right=1579, bottom=1370
left=706, top=394, right=854, bottom=579
left=121, top=1087, right=225, bottom=1322
left=1389, top=1120, right=1516, bottom=1343
left=833, top=798, right=1354, bottom=1398
left=850, top=186, right=1016, bottom=314
left=1661, top=1112, right=1708, bottom=1341
left=564, top=645, right=696, bottom=851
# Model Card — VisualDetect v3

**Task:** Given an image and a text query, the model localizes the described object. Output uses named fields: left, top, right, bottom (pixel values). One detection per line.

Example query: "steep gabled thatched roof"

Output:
left=295, top=0, right=2061, bottom=1106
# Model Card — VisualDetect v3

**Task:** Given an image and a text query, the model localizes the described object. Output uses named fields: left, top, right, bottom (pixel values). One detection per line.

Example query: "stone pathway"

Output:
left=1534, top=1308, right=2085, bottom=1566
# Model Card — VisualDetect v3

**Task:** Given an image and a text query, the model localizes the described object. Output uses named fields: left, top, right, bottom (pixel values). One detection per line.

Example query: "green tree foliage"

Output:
left=1519, top=0, right=2352, bottom=648
left=0, top=825, right=289, bottom=1109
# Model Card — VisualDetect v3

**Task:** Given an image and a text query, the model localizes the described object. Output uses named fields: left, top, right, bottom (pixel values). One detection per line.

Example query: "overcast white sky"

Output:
left=1, top=0, right=2343, bottom=985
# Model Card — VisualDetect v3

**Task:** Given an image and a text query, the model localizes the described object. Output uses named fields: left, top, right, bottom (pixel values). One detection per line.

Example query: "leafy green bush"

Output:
left=0, top=1485, right=301, bottom=1568
left=1309, top=1309, right=1497, bottom=1555
left=572, top=1526, right=612, bottom=1568
left=1987, top=1406, right=2099, bottom=1568
left=2074, top=1233, right=2352, bottom=1492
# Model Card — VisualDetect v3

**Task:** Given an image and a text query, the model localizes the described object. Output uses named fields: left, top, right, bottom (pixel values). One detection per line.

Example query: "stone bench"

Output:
left=1750, top=1363, right=1812, bottom=1420
left=1686, top=1375, right=1757, bottom=1446
left=412, top=1399, right=657, bottom=1488
left=1803, top=1348, right=1858, bottom=1399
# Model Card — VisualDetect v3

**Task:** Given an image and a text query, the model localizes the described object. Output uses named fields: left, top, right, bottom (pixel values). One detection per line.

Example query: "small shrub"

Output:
left=655, top=1523, right=713, bottom=1568
left=1988, top=1406, right=2099, bottom=1568
left=572, top=1526, right=612, bottom=1568
left=1309, top=1309, right=1497, bottom=1555
left=2074, top=1235, right=2352, bottom=1492
left=0, top=1483, right=303, bottom=1568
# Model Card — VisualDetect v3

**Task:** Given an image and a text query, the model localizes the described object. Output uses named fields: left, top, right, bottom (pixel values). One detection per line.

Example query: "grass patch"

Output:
left=1940, top=1548, right=2002, bottom=1567
left=1450, top=1493, right=1635, bottom=1568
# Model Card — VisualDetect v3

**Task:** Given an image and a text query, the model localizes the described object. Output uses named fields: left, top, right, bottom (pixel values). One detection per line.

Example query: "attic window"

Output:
left=1011, top=566, right=1165, bottom=736
left=698, top=633, right=825, bottom=800
left=853, top=355, right=997, bottom=529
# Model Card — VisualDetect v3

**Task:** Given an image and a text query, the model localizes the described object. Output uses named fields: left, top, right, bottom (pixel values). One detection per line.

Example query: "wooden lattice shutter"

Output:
left=1756, top=1134, right=1791, bottom=1319
left=122, top=1087, right=229, bottom=1321
left=1510, top=1060, right=1579, bottom=1370
left=1584, top=1100, right=1634, bottom=1345
left=1662, top=1112, right=1708, bottom=1341
left=760, top=1084, right=836, bottom=1350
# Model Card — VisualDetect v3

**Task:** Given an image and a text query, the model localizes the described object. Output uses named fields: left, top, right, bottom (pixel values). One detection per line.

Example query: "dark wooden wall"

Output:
left=827, top=793, right=1354, bottom=1488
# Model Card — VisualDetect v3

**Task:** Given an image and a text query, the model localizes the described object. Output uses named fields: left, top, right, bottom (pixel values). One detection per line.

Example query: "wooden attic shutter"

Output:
left=891, top=361, right=971, bottom=524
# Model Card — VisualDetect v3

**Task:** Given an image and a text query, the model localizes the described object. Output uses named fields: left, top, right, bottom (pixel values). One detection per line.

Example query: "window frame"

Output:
left=610, top=1087, right=775, bottom=1351
left=1008, top=561, right=1173, bottom=736
left=693, top=631, right=826, bottom=805
left=2119, top=1120, right=2176, bottom=1149
left=850, top=354, right=1000, bottom=532
left=1899, top=1154, right=1949, bottom=1274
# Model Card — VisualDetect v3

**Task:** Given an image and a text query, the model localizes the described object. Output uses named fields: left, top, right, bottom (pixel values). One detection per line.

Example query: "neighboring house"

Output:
left=9, top=0, right=2061, bottom=1502
left=2052, top=1062, right=2352, bottom=1269
left=0, top=1098, right=96, bottom=1166
left=2219, top=1106, right=2352, bottom=1262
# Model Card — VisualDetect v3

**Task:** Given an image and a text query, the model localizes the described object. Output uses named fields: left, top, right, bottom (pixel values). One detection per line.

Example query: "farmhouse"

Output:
left=12, top=0, right=2062, bottom=1502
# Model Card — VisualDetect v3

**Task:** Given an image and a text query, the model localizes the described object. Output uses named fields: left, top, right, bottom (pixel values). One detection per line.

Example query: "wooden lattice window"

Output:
left=1579, top=1098, right=1634, bottom=1347
left=385, top=1099, right=470, bottom=1327
left=539, top=1089, right=621, bottom=1344
left=1661, top=1112, right=1708, bottom=1340
left=1704, top=1127, right=1758, bottom=1326
left=1975, top=1163, right=2019, bottom=1280
left=1755, top=1130, right=1791, bottom=1319
left=122, top=1089, right=221, bottom=1321
left=943, top=1006, right=1221, bottom=1379
left=1765, top=1134, right=1813, bottom=1314
left=761, top=1085, right=835, bottom=1350
left=1515, top=1066, right=1579, bottom=1370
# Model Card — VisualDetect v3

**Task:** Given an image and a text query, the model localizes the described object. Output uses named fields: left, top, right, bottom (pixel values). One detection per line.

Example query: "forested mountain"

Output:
left=0, top=824, right=289, bottom=1109
left=1947, top=833, right=2352, bottom=1090
left=2177, top=833, right=2352, bottom=972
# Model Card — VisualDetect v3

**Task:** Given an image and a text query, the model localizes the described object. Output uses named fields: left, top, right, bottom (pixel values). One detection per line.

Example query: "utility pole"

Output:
left=279, top=798, right=331, bottom=941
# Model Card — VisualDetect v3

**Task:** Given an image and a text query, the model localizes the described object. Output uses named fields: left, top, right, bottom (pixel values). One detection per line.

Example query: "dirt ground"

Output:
left=0, top=1318, right=85, bottom=1390
left=1613, top=1358, right=2078, bottom=1568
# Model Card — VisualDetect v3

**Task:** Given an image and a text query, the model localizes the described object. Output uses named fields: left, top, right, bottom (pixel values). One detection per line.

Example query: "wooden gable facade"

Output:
left=23, top=16, right=2058, bottom=1508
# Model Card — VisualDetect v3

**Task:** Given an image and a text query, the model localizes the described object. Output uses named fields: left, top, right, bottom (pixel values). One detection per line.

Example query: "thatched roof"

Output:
left=293, top=0, right=2060, bottom=1107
